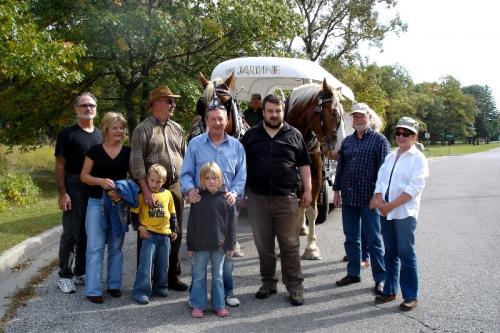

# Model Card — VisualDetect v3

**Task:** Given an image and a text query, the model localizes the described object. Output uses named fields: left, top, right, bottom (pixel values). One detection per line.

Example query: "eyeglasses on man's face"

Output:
left=78, top=103, right=97, bottom=109
left=156, top=98, right=175, bottom=105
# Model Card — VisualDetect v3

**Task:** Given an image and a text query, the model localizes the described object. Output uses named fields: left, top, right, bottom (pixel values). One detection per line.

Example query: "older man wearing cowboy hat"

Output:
left=130, top=85, right=189, bottom=291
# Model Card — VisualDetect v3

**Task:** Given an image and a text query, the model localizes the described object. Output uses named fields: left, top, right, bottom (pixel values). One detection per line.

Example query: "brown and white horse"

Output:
left=286, top=80, right=344, bottom=260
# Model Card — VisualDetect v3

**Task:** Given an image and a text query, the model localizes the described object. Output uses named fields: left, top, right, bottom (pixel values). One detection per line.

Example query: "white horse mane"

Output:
left=201, top=77, right=221, bottom=104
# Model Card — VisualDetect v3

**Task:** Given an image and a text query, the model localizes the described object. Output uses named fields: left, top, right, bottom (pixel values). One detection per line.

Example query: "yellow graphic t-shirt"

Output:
left=130, top=190, right=175, bottom=235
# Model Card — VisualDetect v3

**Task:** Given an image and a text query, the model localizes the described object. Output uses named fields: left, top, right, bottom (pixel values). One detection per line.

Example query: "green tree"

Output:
left=0, top=0, right=83, bottom=146
left=463, top=85, right=498, bottom=142
left=31, top=0, right=303, bottom=133
left=417, top=76, right=476, bottom=144
left=292, top=0, right=406, bottom=61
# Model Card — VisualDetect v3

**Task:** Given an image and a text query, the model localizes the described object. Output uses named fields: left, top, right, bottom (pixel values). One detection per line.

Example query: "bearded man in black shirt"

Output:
left=241, top=94, right=312, bottom=306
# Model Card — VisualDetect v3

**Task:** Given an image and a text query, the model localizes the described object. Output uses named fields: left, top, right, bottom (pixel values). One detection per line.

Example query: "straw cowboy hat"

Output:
left=148, top=85, right=181, bottom=108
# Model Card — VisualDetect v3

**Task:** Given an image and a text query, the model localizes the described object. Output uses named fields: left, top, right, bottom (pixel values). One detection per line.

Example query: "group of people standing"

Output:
left=333, top=103, right=429, bottom=311
left=54, top=84, right=428, bottom=319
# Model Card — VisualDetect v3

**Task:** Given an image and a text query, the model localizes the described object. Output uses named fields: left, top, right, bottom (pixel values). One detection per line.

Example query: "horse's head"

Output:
left=287, top=79, right=344, bottom=155
left=199, top=72, right=235, bottom=108
left=198, top=72, right=236, bottom=135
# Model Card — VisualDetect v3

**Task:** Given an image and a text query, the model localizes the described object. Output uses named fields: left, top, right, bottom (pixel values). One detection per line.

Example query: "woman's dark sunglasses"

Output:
left=394, top=130, right=413, bottom=137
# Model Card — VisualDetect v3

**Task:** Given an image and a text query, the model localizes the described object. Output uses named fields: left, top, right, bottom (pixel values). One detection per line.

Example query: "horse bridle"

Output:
left=311, top=91, right=339, bottom=151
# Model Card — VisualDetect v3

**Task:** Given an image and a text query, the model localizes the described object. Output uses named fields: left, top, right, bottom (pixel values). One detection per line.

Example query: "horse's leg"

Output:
left=301, top=203, right=322, bottom=260
left=299, top=207, right=308, bottom=236
left=301, top=152, right=322, bottom=260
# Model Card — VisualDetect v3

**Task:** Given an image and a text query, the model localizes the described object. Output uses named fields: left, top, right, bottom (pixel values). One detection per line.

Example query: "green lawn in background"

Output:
left=0, top=146, right=60, bottom=255
left=423, top=142, right=500, bottom=158
left=1, top=142, right=499, bottom=254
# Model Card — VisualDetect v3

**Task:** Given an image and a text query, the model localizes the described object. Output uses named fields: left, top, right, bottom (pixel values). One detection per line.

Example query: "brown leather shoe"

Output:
left=255, top=286, right=278, bottom=299
left=375, top=294, right=396, bottom=304
left=400, top=299, right=418, bottom=311
left=87, top=295, right=104, bottom=304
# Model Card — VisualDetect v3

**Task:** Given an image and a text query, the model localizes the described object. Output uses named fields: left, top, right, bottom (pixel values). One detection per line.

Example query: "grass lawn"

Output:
left=0, top=146, right=60, bottom=255
left=423, top=142, right=500, bottom=158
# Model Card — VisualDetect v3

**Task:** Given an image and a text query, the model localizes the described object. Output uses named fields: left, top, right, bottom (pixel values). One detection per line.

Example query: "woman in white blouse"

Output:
left=369, top=117, right=429, bottom=311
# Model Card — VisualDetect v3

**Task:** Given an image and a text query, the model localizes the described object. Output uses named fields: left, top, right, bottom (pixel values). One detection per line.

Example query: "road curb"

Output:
left=0, top=225, right=61, bottom=274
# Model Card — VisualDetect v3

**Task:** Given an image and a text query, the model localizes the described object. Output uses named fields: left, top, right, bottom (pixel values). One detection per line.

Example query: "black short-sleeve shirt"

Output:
left=86, top=144, right=131, bottom=198
left=241, top=122, right=310, bottom=196
left=54, top=124, right=102, bottom=174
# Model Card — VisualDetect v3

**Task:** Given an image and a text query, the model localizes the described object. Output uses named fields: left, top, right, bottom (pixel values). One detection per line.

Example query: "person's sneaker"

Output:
left=375, top=294, right=397, bottom=304
left=134, top=295, right=149, bottom=305
left=87, top=295, right=104, bottom=304
left=106, top=289, right=122, bottom=298
left=191, top=308, right=204, bottom=318
left=232, top=242, right=244, bottom=257
left=336, top=275, right=361, bottom=286
left=214, top=308, right=230, bottom=317
left=255, top=286, right=278, bottom=299
left=289, top=291, right=304, bottom=306
left=73, top=275, right=85, bottom=285
left=225, top=296, right=240, bottom=307
left=374, top=282, right=384, bottom=295
left=400, top=299, right=418, bottom=311
left=57, top=278, right=76, bottom=294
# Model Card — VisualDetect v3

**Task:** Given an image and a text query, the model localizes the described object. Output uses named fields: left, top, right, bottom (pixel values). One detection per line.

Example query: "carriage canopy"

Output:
left=210, top=57, right=355, bottom=102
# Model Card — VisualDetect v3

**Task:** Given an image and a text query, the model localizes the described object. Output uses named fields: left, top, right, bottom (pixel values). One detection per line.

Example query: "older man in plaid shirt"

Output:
left=333, top=103, right=389, bottom=295
left=130, top=85, right=188, bottom=292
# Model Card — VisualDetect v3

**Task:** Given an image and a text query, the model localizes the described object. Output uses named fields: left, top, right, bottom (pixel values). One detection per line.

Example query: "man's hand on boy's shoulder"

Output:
left=224, top=191, right=236, bottom=205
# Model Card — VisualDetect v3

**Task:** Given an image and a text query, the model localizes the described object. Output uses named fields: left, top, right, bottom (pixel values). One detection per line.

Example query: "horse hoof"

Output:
left=301, top=250, right=322, bottom=260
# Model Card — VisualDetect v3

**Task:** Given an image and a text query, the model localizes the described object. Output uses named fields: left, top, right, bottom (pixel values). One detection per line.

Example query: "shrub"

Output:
left=0, top=172, right=40, bottom=209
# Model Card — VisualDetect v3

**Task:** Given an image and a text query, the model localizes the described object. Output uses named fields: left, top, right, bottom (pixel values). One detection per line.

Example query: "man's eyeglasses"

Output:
left=394, top=130, right=413, bottom=137
left=157, top=98, right=175, bottom=105
left=78, top=103, right=96, bottom=108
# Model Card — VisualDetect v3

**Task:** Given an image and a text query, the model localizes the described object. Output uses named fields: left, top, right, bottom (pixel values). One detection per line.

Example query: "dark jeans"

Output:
left=136, top=181, right=183, bottom=281
left=342, top=205, right=386, bottom=283
left=58, top=174, right=89, bottom=278
left=246, top=190, right=303, bottom=293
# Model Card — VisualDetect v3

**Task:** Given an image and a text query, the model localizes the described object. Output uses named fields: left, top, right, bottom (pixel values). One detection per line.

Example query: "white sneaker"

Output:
left=233, top=242, right=244, bottom=257
left=57, top=278, right=76, bottom=294
left=73, top=275, right=85, bottom=285
left=225, top=296, right=240, bottom=307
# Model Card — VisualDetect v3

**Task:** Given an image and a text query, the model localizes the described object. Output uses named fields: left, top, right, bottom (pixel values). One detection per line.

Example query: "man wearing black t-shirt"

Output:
left=241, top=94, right=312, bottom=306
left=54, top=92, right=102, bottom=294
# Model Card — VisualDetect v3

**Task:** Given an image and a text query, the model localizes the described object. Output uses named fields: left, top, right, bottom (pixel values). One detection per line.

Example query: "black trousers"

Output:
left=58, top=174, right=89, bottom=278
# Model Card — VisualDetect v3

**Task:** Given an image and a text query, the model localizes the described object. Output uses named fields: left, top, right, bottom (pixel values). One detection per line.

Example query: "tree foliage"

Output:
left=29, top=0, right=303, bottom=134
left=462, top=85, right=499, bottom=142
left=0, top=0, right=84, bottom=146
left=292, top=0, right=406, bottom=61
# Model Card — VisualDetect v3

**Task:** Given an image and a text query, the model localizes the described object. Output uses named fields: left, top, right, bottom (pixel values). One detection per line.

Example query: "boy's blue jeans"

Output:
left=189, top=248, right=225, bottom=310
left=133, top=233, right=171, bottom=299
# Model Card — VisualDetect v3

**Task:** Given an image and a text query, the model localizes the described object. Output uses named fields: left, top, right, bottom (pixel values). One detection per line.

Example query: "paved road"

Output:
left=5, top=149, right=500, bottom=332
